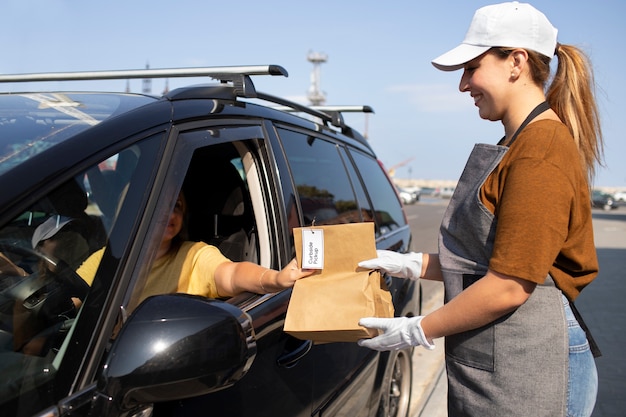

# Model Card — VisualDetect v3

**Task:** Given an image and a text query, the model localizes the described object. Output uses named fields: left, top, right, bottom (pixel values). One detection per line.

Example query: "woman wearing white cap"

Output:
left=358, top=2, right=602, bottom=416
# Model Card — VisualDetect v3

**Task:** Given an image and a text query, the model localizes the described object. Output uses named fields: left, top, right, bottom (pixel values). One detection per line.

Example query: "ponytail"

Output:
left=546, top=43, right=604, bottom=182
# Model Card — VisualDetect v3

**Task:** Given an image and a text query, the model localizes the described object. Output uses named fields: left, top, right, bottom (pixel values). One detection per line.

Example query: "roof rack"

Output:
left=309, top=105, right=374, bottom=128
left=309, top=105, right=374, bottom=114
left=0, top=65, right=288, bottom=98
left=305, top=105, right=373, bottom=144
left=0, top=65, right=371, bottom=141
left=266, top=100, right=374, bottom=130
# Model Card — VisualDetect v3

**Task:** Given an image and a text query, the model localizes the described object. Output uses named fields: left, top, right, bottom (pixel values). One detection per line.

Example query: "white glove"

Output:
left=358, top=316, right=435, bottom=351
left=358, top=250, right=423, bottom=280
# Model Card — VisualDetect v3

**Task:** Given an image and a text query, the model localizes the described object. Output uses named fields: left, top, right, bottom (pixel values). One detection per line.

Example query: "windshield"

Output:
left=0, top=92, right=156, bottom=175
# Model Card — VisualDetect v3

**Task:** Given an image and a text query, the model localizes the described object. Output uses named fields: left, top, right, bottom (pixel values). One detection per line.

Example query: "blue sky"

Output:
left=3, top=0, right=624, bottom=187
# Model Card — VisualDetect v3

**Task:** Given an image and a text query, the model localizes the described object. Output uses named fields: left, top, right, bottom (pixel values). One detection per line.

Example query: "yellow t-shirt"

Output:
left=76, top=247, right=104, bottom=286
left=141, top=241, right=230, bottom=301
left=77, top=241, right=231, bottom=302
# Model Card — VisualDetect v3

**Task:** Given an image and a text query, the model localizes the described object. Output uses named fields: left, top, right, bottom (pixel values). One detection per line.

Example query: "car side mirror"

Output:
left=91, top=294, right=256, bottom=416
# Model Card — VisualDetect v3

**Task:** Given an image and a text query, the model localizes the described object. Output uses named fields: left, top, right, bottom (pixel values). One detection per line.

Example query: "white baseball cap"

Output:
left=32, top=215, right=73, bottom=248
left=432, top=1, right=558, bottom=71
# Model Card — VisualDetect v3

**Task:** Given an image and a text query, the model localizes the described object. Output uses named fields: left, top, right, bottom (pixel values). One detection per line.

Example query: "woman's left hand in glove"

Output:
left=358, top=316, right=435, bottom=351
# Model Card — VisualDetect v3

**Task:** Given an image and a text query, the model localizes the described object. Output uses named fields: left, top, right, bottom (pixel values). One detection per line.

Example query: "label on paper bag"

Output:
left=301, top=228, right=324, bottom=269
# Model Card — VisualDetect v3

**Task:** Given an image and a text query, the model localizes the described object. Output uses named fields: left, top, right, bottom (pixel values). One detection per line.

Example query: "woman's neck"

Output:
left=157, top=240, right=172, bottom=260
left=502, top=96, right=550, bottom=142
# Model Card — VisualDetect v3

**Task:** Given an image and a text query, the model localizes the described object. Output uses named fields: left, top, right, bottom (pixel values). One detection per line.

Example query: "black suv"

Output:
left=0, top=66, right=418, bottom=417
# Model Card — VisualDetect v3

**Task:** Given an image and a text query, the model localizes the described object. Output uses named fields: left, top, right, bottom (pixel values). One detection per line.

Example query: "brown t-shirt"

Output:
left=481, top=120, right=598, bottom=300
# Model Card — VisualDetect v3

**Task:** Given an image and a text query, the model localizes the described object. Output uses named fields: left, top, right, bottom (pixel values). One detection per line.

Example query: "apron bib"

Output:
left=438, top=103, right=568, bottom=417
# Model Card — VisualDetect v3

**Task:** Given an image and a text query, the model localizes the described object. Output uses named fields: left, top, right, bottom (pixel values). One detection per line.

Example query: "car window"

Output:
left=339, top=146, right=377, bottom=222
left=348, top=149, right=407, bottom=236
left=182, top=143, right=258, bottom=263
left=125, top=130, right=265, bottom=311
left=0, top=146, right=145, bottom=414
left=278, top=128, right=362, bottom=226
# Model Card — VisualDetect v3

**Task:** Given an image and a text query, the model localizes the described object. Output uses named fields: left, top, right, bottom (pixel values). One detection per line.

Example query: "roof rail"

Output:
left=257, top=92, right=342, bottom=126
left=0, top=65, right=288, bottom=98
left=310, top=105, right=374, bottom=114
left=267, top=101, right=374, bottom=129
left=309, top=105, right=374, bottom=129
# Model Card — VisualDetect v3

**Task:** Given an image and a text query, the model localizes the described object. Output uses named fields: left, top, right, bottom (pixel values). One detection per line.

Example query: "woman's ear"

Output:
left=510, top=49, right=529, bottom=79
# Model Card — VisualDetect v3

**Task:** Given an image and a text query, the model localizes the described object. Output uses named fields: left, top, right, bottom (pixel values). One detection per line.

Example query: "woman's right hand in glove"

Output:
left=358, top=250, right=423, bottom=280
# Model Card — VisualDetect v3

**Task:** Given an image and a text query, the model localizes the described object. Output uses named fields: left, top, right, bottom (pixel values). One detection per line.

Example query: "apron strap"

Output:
left=548, top=275, right=602, bottom=357
left=570, top=301, right=603, bottom=358
left=498, top=101, right=551, bottom=147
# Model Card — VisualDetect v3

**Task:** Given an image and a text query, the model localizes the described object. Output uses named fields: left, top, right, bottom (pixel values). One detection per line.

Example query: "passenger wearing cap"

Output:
left=358, top=2, right=602, bottom=416
left=31, top=216, right=90, bottom=272
left=14, top=215, right=90, bottom=355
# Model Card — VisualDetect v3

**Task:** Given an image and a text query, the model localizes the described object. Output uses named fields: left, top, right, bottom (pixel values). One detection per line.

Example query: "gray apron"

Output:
left=438, top=102, right=568, bottom=416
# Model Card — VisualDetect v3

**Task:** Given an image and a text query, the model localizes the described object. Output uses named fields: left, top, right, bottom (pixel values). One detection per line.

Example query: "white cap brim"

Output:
left=32, top=216, right=72, bottom=248
left=431, top=44, right=491, bottom=72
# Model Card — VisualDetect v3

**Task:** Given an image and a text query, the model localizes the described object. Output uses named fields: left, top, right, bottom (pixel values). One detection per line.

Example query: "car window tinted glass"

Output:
left=349, top=150, right=407, bottom=236
left=339, top=146, right=379, bottom=218
left=278, top=128, right=362, bottom=225
left=0, top=145, right=145, bottom=414
left=0, top=93, right=155, bottom=175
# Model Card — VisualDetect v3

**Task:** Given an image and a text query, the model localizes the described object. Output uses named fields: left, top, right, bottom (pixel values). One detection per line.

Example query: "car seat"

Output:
left=183, top=145, right=257, bottom=263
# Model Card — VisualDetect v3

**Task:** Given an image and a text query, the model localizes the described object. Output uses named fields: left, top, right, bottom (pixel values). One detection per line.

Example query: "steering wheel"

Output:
left=0, top=242, right=89, bottom=353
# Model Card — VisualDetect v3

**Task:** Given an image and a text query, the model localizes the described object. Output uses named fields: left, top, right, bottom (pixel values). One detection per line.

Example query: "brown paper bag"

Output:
left=284, top=222, right=394, bottom=343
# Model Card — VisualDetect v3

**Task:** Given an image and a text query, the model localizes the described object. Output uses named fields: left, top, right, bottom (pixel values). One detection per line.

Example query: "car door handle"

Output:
left=276, top=338, right=312, bottom=368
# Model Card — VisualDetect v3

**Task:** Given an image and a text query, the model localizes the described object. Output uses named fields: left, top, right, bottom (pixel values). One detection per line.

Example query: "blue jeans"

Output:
left=563, top=295, right=598, bottom=417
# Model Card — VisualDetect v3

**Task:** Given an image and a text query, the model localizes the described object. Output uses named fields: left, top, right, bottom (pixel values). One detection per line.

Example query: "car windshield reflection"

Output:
left=0, top=93, right=155, bottom=175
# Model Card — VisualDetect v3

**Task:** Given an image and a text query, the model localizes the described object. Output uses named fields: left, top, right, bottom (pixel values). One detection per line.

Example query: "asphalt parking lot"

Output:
left=406, top=202, right=626, bottom=417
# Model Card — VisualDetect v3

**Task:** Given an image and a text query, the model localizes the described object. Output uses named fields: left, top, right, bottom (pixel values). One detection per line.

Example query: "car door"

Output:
left=0, top=132, right=164, bottom=417
left=270, top=126, right=383, bottom=416
left=144, top=123, right=318, bottom=417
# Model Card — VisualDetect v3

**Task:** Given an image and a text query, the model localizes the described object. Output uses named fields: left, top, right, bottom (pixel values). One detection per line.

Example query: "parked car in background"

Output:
left=396, top=185, right=419, bottom=205
left=0, top=66, right=419, bottom=417
left=403, top=186, right=421, bottom=202
left=435, top=187, right=455, bottom=199
left=613, top=191, right=626, bottom=202
left=592, top=189, right=618, bottom=211
left=419, top=187, right=436, bottom=196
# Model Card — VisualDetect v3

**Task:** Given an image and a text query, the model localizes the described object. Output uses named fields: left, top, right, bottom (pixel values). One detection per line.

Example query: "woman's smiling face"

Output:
left=459, top=51, right=513, bottom=122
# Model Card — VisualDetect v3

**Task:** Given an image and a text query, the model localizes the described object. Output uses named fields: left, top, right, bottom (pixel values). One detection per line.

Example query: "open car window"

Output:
left=126, top=129, right=266, bottom=311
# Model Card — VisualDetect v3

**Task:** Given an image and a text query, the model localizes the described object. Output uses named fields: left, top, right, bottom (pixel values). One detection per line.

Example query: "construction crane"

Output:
left=387, top=157, right=415, bottom=177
